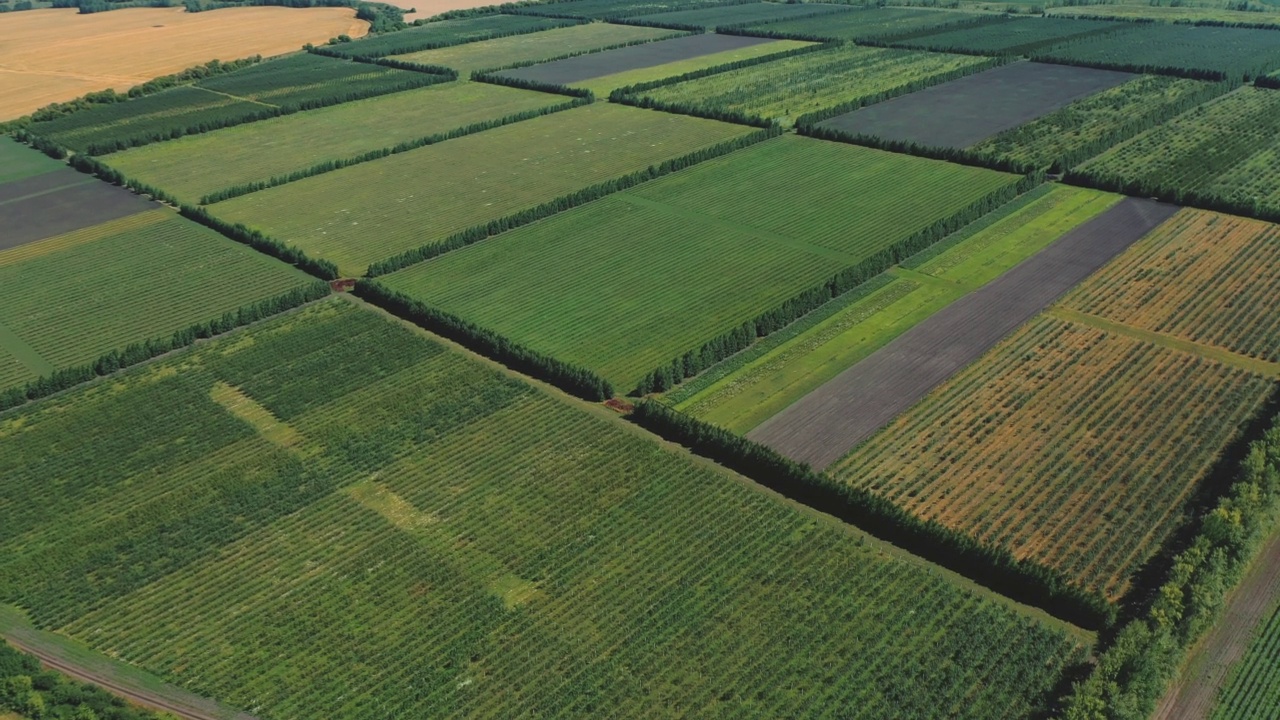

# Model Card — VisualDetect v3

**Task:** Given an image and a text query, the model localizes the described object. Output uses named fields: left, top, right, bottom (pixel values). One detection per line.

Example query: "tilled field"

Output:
left=0, top=170, right=155, bottom=251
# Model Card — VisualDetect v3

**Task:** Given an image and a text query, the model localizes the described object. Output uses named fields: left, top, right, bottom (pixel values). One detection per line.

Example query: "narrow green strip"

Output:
left=0, top=319, right=54, bottom=376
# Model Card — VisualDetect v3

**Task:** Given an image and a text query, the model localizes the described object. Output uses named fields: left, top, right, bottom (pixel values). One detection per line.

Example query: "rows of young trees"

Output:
left=463, top=30, right=688, bottom=75
left=0, top=282, right=330, bottom=413
left=797, top=123, right=1039, bottom=177
left=365, top=126, right=782, bottom=276
left=714, top=10, right=1006, bottom=44
left=199, top=97, right=590, bottom=204
left=315, top=13, right=583, bottom=59
left=1059, top=398, right=1280, bottom=719
left=627, top=400, right=1115, bottom=628
left=631, top=169, right=1044, bottom=395
left=0, top=640, right=166, bottom=720
left=355, top=280, right=614, bottom=400
left=1064, top=168, right=1280, bottom=226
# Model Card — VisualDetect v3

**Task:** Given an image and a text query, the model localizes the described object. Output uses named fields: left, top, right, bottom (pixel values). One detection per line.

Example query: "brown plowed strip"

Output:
left=1152, top=529, right=1280, bottom=720
left=2, top=632, right=257, bottom=720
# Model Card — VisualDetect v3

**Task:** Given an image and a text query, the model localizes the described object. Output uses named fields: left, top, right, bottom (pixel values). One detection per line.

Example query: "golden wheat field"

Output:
left=0, top=7, right=369, bottom=120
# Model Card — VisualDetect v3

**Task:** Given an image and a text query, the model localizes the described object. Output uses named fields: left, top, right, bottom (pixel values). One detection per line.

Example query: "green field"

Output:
left=0, top=297, right=1087, bottom=719
left=0, top=210, right=314, bottom=391
left=736, top=6, right=990, bottom=42
left=1073, top=87, right=1280, bottom=215
left=637, top=1, right=852, bottom=29
left=317, top=14, right=580, bottom=58
left=631, top=45, right=989, bottom=125
left=210, top=103, right=753, bottom=276
left=378, top=135, right=1021, bottom=389
left=515, top=0, right=738, bottom=19
left=896, top=16, right=1127, bottom=55
left=1031, top=23, right=1280, bottom=81
left=570, top=39, right=813, bottom=97
left=0, top=137, right=64, bottom=183
left=394, top=23, right=682, bottom=76
left=1210, top=600, right=1280, bottom=719
left=105, top=83, right=569, bottom=205
left=970, top=75, right=1223, bottom=170
left=1048, top=4, right=1280, bottom=25
left=672, top=185, right=1121, bottom=432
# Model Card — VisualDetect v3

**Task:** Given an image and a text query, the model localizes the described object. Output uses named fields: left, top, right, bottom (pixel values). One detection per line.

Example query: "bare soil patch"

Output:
left=0, top=175, right=155, bottom=251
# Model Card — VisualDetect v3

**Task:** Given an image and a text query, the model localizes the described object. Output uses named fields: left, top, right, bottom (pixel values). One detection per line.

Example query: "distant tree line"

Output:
left=365, top=126, right=782, bottom=276
left=181, top=206, right=342, bottom=279
left=470, top=70, right=595, bottom=99
left=631, top=170, right=1043, bottom=395
left=797, top=123, right=1039, bottom=175
left=628, top=399, right=1115, bottom=629
left=1063, top=166, right=1280, bottom=225
left=1028, top=52, right=1231, bottom=81
left=315, top=16, right=585, bottom=59
left=0, top=283, right=330, bottom=413
left=1051, top=12, right=1280, bottom=31
left=200, top=97, right=590, bottom=203
left=1254, top=74, right=1280, bottom=89
left=355, top=281, right=615, bottom=400
left=596, top=16, right=705, bottom=32
left=1059, top=395, right=1280, bottom=718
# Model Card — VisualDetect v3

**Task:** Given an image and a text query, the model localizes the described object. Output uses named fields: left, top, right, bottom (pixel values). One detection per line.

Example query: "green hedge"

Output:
left=797, top=123, right=1039, bottom=175
left=1063, top=167, right=1280, bottom=226
left=471, top=69, right=595, bottom=98
left=0, top=639, right=163, bottom=720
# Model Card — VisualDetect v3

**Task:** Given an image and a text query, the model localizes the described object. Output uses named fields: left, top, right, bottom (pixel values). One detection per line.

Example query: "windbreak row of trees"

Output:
left=627, top=400, right=1115, bottom=629
left=1064, top=168, right=1280, bottom=225
left=467, top=30, right=689, bottom=75
left=365, top=126, right=782, bottom=276
left=470, top=70, right=594, bottom=98
left=0, top=283, right=331, bottom=413
left=631, top=170, right=1043, bottom=395
left=0, top=640, right=169, bottom=720
left=355, top=281, right=615, bottom=400
left=1059, top=398, right=1280, bottom=719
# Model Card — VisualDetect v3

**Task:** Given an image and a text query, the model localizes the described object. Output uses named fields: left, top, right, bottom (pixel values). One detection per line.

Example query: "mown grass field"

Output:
left=969, top=75, right=1221, bottom=170
left=1210, top=601, right=1280, bottom=719
left=1074, top=87, right=1280, bottom=216
left=105, top=83, right=567, bottom=205
left=830, top=313, right=1276, bottom=600
left=739, top=6, right=988, bottom=42
left=0, top=210, right=313, bottom=391
left=0, top=298, right=1087, bottom=719
left=570, top=38, right=812, bottom=97
left=0, top=137, right=64, bottom=183
left=673, top=185, right=1121, bottom=432
left=379, top=135, right=1020, bottom=389
left=211, top=103, right=753, bottom=276
left=1062, top=209, right=1280, bottom=364
left=393, top=23, right=681, bottom=76
left=633, top=45, right=989, bottom=125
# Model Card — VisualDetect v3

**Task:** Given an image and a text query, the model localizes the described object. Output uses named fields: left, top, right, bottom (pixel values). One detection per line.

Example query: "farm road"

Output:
left=1152, top=529, right=1280, bottom=720
left=748, top=197, right=1178, bottom=470
left=496, top=33, right=775, bottom=85
left=819, top=61, right=1135, bottom=149
left=0, top=172, right=154, bottom=251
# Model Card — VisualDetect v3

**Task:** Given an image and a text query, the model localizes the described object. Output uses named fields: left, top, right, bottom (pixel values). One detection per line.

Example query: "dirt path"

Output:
left=2, top=630, right=256, bottom=720
left=1152, top=529, right=1280, bottom=720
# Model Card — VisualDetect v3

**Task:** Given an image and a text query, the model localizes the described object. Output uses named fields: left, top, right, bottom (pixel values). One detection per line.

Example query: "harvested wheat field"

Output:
left=0, top=7, right=369, bottom=120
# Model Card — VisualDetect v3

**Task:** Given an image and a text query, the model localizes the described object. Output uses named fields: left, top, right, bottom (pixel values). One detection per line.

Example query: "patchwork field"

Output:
left=750, top=197, right=1178, bottom=471
left=828, top=313, right=1276, bottom=600
left=1072, top=87, right=1280, bottom=217
left=571, top=37, right=813, bottom=96
left=820, top=61, right=1135, bottom=149
left=104, top=83, right=568, bottom=205
left=317, top=14, right=578, bottom=58
left=496, top=32, right=779, bottom=86
left=0, top=210, right=315, bottom=392
left=392, top=22, right=682, bottom=76
left=514, top=0, right=738, bottom=19
left=211, top=103, right=754, bottom=276
left=1061, top=210, right=1280, bottom=365
left=0, top=166, right=154, bottom=250
left=378, top=135, right=1021, bottom=389
left=894, top=16, right=1127, bottom=55
left=637, top=1, right=851, bottom=29
left=27, top=54, right=448, bottom=155
left=673, top=185, right=1122, bottom=433
left=969, top=75, right=1224, bottom=170
left=736, top=6, right=991, bottom=42
left=0, top=6, right=369, bottom=120
left=0, top=298, right=1087, bottom=719
left=626, top=45, right=991, bottom=125
left=1032, top=23, right=1280, bottom=81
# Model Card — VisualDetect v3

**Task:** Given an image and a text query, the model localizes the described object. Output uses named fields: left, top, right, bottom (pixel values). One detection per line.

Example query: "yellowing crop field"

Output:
left=0, top=7, right=369, bottom=120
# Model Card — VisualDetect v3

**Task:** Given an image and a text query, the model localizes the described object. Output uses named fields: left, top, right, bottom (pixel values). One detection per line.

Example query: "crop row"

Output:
left=0, top=299, right=1087, bottom=718
left=831, top=315, right=1275, bottom=600
left=1210, top=604, right=1280, bottom=719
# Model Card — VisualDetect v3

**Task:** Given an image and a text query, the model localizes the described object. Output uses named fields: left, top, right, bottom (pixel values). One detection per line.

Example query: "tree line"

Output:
left=470, top=70, right=595, bottom=99
left=365, top=126, right=782, bottom=276
left=631, top=170, right=1043, bottom=395
left=315, top=16, right=585, bottom=59
left=200, top=97, right=590, bottom=204
left=1, top=640, right=169, bottom=720
left=1254, top=74, right=1280, bottom=90
left=797, top=123, right=1039, bottom=177
left=0, top=283, right=330, bottom=414
left=1059, top=394, right=1280, bottom=719
left=354, top=281, right=615, bottom=400
left=627, top=399, right=1116, bottom=629
left=1063, top=167, right=1280, bottom=226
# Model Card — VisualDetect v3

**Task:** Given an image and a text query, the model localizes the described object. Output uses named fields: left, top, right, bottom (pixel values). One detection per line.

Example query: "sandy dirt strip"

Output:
left=747, top=196, right=1178, bottom=470
left=496, top=32, right=775, bottom=85
left=818, top=61, right=1135, bottom=149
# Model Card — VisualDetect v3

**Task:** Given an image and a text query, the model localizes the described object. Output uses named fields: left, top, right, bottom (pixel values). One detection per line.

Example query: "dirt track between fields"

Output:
left=747, top=196, right=1178, bottom=470
left=496, top=33, right=774, bottom=85
left=1152, top=529, right=1280, bottom=720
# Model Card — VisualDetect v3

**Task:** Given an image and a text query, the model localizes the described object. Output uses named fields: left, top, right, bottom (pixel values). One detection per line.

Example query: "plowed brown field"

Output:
left=0, top=7, right=369, bottom=120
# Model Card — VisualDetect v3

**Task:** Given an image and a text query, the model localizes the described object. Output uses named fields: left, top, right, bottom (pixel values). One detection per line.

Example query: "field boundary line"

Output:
left=0, top=319, right=54, bottom=377
left=887, top=265, right=966, bottom=290
left=610, top=192, right=858, bottom=263
left=196, top=87, right=278, bottom=109
left=1049, top=307, right=1280, bottom=379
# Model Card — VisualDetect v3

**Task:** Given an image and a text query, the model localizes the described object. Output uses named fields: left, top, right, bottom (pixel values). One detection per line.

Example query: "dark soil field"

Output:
left=818, top=61, right=1135, bottom=149
left=0, top=174, right=155, bottom=251
left=495, top=33, right=775, bottom=85
left=747, top=197, right=1178, bottom=470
